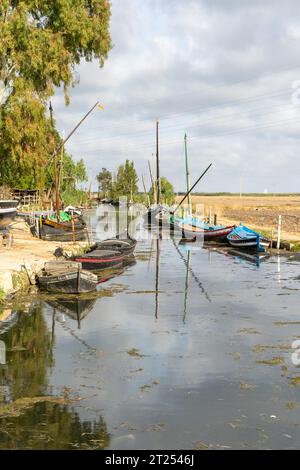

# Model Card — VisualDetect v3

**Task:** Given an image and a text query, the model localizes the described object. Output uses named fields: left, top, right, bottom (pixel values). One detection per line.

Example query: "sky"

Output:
left=52, top=0, right=300, bottom=193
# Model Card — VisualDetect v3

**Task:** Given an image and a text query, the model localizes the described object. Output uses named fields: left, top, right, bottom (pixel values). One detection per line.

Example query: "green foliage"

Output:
left=109, top=160, right=139, bottom=201
left=0, top=0, right=111, bottom=190
left=0, top=90, right=53, bottom=188
left=97, top=167, right=112, bottom=198
left=0, top=0, right=112, bottom=102
left=149, top=176, right=175, bottom=205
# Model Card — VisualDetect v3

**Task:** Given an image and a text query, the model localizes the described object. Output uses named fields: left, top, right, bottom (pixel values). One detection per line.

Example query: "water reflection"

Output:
left=0, top=401, right=110, bottom=450
left=47, top=299, right=96, bottom=329
left=0, top=304, right=53, bottom=401
left=1, top=213, right=300, bottom=449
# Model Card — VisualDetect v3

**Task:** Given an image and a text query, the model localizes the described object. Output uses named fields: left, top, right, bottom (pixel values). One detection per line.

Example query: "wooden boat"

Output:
left=90, top=237, right=137, bottom=257
left=37, top=261, right=98, bottom=293
left=227, top=224, right=270, bottom=252
left=0, top=200, right=19, bottom=229
left=74, top=249, right=125, bottom=271
left=143, top=206, right=172, bottom=227
left=39, top=217, right=87, bottom=242
left=178, top=218, right=235, bottom=241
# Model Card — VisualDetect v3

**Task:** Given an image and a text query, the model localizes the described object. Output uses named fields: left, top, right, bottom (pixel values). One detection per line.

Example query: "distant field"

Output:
left=175, top=194, right=300, bottom=241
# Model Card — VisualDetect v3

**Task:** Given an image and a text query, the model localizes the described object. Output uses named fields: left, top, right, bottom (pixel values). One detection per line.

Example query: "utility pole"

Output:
left=184, top=133, right=192, bottom=216
left=49, top=102, right=60, bottom=222
left=156, top=119, right=161, bottom=205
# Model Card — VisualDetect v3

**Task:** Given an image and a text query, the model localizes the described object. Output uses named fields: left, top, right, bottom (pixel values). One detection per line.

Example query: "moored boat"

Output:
left=39, top=216, right=87, bottom=242
left=227, top=224, right=270, bottom=252
left=178, top=217, right=235, bottom=241
left=74, top=249, right=125, bottom=271
left=0, top=200, right=19, bottom=229
left=90, top=237, right=137, bottom=257
left=37, top=261, right=98, bottom=293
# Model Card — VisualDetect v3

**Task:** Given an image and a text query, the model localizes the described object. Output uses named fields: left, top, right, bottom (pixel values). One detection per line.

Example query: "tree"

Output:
left=0, top=0, right=111, bottom=189
left=149, top=176, right=175, bottom=205
left=114, top=160, right=139, bottom=201
left=97, top=167, right=112, bottom=198
left=0, top=90, right=54, bottom=188
left=0, top=0, right=112, bottom=104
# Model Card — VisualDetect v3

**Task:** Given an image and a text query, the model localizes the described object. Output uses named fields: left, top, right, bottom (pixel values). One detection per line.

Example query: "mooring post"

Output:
left=277, top=215, right=282, bottom=250
left=208, top=207, right=212, bottom=225
left=214, top=213, right=217, bottom=225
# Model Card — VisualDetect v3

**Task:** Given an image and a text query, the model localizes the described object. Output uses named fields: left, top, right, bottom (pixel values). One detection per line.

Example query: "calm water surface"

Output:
left=1, top=209, right=300, bottom=449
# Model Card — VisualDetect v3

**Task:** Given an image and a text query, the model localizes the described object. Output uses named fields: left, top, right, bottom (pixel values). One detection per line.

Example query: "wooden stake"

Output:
left=277, top=215, right=282, bottom=249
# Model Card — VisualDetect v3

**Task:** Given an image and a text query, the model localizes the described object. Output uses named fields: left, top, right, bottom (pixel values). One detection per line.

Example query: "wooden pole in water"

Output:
left=208, top=206, right=212, bottom=225
left=277, top=215, right=282, bottom=249
left=156, top=119, right=161, bottom=204
left=184, top=133, right=192, bottom=216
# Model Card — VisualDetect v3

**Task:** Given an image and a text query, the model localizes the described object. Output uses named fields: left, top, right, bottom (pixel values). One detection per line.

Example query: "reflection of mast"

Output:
left=172, top=238, right=211, bottom=303
left=155, top=238, right=160, bottom=319
left=183, top=250, right=191, bottom=323
left=51, top=307, right=56, bottom=350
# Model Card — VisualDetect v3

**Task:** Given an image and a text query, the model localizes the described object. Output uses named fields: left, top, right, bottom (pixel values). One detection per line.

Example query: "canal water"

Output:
left=1, top=209, right=300, bottom=449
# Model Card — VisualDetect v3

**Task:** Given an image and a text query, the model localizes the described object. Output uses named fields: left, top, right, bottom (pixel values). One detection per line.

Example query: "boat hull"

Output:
left=0, top=200, right=19, bottom=229
left=39, top=218, right=87, bottom=242
left=179, top=224, right=235, bottom=241
left=91, top=238, right=137, bottom=257
left=227, top=225, right=270, bottom=252
left=38, top=270, right=97, bottom=294
left=74, top=250, right=125, bottom=271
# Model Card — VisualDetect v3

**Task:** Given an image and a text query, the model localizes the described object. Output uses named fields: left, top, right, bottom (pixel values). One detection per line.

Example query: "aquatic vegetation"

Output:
left=193, top=440, right=210, bottom=450
left=140, top=380, right=160, bottom=393
left=238, top=328, right=260, bottom=334
left=256, top=357, right=285, bottom=366
left=0, top=396, right=80, bottom=419
left=289, top=377, right=300, bottom=387
left=252, top=344, right=291, bottom=354
left=127, top=348, right=145, bottom=358
left=239, top=382, right=256, bottom=390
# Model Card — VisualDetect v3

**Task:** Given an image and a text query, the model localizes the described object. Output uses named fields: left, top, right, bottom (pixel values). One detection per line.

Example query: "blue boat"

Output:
left=227, top=224, right=270, bottom=252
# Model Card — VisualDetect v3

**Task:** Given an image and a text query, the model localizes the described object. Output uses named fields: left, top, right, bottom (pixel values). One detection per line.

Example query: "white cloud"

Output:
left=53, top=0, right=300, bottom=192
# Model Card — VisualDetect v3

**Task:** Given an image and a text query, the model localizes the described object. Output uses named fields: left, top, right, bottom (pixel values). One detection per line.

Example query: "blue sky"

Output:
left=53, top=0, right=300, bottom=193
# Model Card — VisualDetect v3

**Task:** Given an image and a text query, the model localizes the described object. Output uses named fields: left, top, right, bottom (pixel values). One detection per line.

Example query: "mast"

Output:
left=156, top=119, right=161, bottom=204
left=184, top=133, right=192, bottom=216
left=49, top=102, right=60, bottom=222
left=142, top=174, right=150, bottom=208
left=148, top=158, right=156, bottom=204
